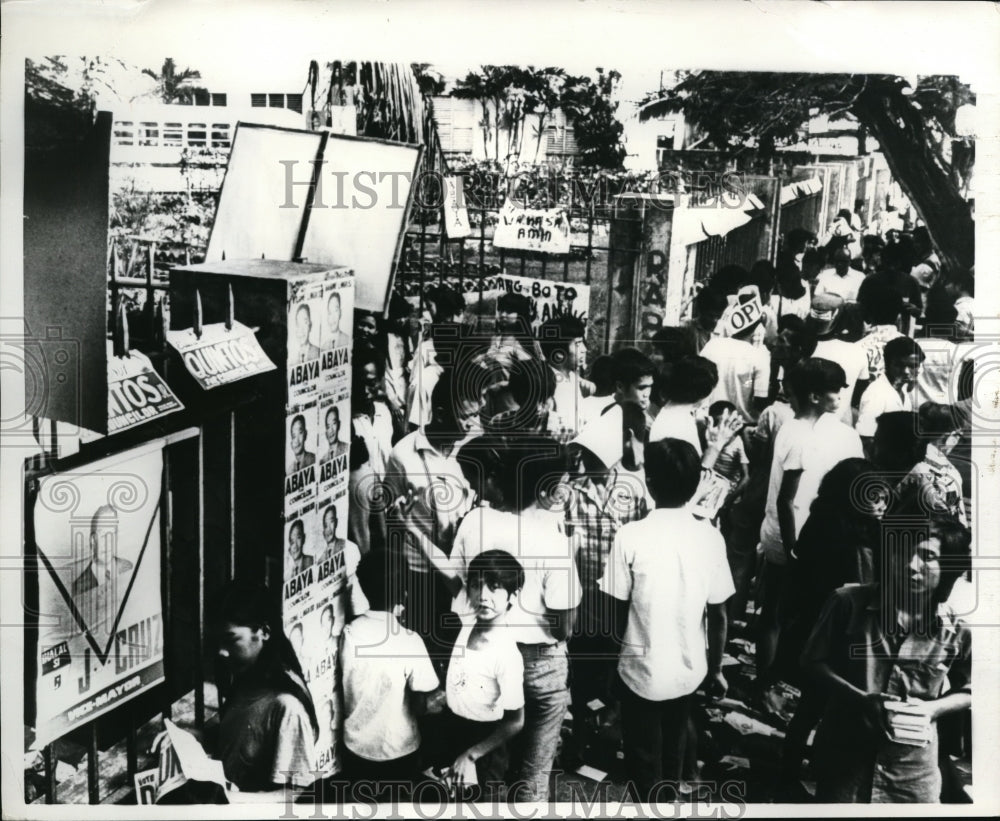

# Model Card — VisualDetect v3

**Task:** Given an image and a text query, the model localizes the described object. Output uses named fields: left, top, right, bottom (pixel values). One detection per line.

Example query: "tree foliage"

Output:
left=141, top=58, right=208, bottom=104
left=641, top=71, right=974, bottom=272
left=452, top=65, right=625, bottom=168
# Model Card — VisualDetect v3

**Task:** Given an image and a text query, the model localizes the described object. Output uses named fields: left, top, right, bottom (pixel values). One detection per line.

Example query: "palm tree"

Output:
left=142, top=58, right=207, bottom=104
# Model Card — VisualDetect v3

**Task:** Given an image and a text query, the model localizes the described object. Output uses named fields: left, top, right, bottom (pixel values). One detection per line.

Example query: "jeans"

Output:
left=616, top=674, right=693, bottom=803
left=509, top=642, right=571, bottom=802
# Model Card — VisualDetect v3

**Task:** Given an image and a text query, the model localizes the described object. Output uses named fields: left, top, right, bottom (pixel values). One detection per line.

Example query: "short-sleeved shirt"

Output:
left=598, top=508, right=734, bottom=701
left=815, top=268, right=866, bottom=304
left=802, top=584, right=971, bottom=802
left=913, top=338, right=962, bottom=408
left=218, top=685, right=317, bottom=791
left=856, top=374, right=908, bottom=437
left=341, top=611, right=439, bottom=761
left=649, top=405, right=702, bottom=452
left=384, top=430, right=472, bottom=572
left=759, top=414, right=863, bottom=564
left=452, top=507, right=582, bottom=645
left=446, top=621, right=525, bottom=722
left=813, top=338, right=870, bottom=425
left=701, top=336, right=771, bottom=423
left=895, top=444, right=968, bottom=527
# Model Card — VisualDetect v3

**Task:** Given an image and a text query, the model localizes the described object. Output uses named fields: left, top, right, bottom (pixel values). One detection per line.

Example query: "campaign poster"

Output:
left=318, top=392, right=351, bottom=499
left=107, top=345, right=183, bottom=434
left=319, top=272, right=354, bottom=393
left=496, top=273, right=591, bottom=329
left=283, top=502, right=319, bottom=582
left=166, top=321, right=276, bottom=389
left=285, top=402, right=319, bottom=513
left=30, top=441, right=165, bottom=747
left=287, top=279, right=326, bottom=405
left=492, top=199, right=572, bottom=255
left=443, top=176, right=472, bottom=239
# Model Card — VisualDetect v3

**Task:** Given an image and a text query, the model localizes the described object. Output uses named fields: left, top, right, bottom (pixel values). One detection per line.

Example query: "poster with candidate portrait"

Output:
left=285, top=402, right=319, bottom=514
left=317, top=392, right=351, bottom=499
left=319, top=271, right=354, bottom=394
left=287, top=279, right=325, bottom=405
left=29, top=441, right=165, bottom=747
left=283, top=502, right=318, bottom=583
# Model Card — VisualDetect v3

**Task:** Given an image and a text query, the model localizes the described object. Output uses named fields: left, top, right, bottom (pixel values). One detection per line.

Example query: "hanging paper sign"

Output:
left=107, top=345, right=183, bottom=433
left=443, top=176, right=472, bottom=239
left=493, top=200, right=572, bottom=254
left=31, top=441, right=165, bottom=747
left=166, top=321, right=275, bottom=389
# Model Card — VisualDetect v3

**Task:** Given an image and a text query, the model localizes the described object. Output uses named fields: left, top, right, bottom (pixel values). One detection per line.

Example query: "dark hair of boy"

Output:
left=883, top=335, right=925, bottom=366
left=880, top=512, right=971, bottom=603
left=776, top=315, right=818, bottom=359
left=871, top=411, right=922, bottom=473
left=857, top=276, right=903, bottom=326
left=356, top=550, right=405, bottom=612
left=917, top=401, right=960, bottom=440
left=785, top=358, right=848, bottom=406
left=505, top=355, right=557, bottom=411
left=455, top=434, right=508, bottom=498
left=467, top=549, right=525, bottom=597
left=611, top=347, right=655, bottom=388
left=643, top=438, right=702, bottom=508
left=587, top=355, right=616, bottom=397
left=650, top=326, right=698, bottom=366
left=537, top=315, right=586, bottom=363
left=775, top=259, right=807, bottom=299
left=497, top=292, right=533, bottom=321
left=708, top=400, right=737, bottom=419
left=658, top=355, right=719, bottom=405
left=504, top=435, right=565, bottom=513
left=693, top=287, right=730, bottom=330
left=425, top=284, right=464, bottom=320
left=709, top=264, right=750, bottom=296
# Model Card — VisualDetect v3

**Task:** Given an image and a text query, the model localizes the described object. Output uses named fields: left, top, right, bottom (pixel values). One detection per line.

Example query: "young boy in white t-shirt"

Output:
left=340, top=550, right=440, bottom=796
left=442, top=549, right=526, bottom=798
left=599, top=438, right=734, bottom=802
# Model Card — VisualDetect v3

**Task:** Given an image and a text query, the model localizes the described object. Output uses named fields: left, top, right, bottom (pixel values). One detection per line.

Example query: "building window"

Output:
left=138, top=122, right=159, bottom=147
left=251, top=92, right=303, bottom=113
left=251, top=93, right=267, bottom=108
left=211, top=93, right=228, bottom=106
left=286, top=94, right=303, bottom=114
left=113, top=121, right=134, bottom=146
left=211, top=123, right=231, bottom=149
left=163, top=122, right=183, bottom=146
left=187, top=123, right=207, bottom=147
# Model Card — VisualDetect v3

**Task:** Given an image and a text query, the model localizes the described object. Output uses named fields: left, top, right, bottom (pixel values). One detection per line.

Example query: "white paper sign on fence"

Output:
left=493, top=200, right=572, bottom=254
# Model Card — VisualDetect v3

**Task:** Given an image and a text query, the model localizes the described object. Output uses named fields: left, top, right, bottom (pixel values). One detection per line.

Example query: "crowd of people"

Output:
left=212, top=215, right=975, bottom=805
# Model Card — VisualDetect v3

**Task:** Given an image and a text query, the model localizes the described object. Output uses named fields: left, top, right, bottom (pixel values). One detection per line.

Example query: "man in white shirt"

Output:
left=599, top=438, right=733, bottom=802
left=814, top=245, right=865, bottom=304
left=857, top=336, right=925, bottom=443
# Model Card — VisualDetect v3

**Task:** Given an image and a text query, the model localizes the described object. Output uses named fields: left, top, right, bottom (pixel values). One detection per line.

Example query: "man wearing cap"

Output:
left=808, top=293, right=869, bottom=427
left=700, top=293, right=771, bottom=423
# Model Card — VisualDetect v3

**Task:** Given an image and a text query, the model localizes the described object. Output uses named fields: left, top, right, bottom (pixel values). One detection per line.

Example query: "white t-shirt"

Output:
left=856, top=374, right=908, bottom=437
left=758, top=413, right=863, bottom=565
left=598, top=508, right=734, bottom=702
left=341, top=611, right=439, bottom=761
left=701, top=336, right=770, bottom=423
left=446, top=621, right=525, bottom=722
left=814, top=268, right=866, bottom=304
left=452, top=507, right=581, bottom=645
left=813, top=338, right=870, bottom=426
left=649, top=404, right=702, bottom=453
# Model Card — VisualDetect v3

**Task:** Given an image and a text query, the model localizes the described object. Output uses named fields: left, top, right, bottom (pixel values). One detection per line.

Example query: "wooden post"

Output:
left=87, top=723, right=99, bottom=804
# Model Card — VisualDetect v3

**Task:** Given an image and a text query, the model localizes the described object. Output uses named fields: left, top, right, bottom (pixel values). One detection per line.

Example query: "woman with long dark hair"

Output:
left=776, top=458, right=889, bottom=786
left=215, top=581, right=320, bottom=795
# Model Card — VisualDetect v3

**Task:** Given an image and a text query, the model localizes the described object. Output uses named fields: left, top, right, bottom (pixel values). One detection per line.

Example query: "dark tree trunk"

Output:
left=852, top=80, right=974, bottom=274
